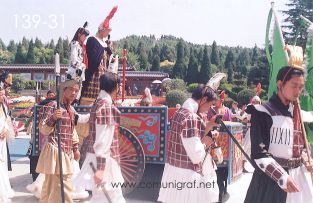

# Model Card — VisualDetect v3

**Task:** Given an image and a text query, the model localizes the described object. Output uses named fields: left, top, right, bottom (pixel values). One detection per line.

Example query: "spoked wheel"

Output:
left=119, top=126, right=145, bottom=194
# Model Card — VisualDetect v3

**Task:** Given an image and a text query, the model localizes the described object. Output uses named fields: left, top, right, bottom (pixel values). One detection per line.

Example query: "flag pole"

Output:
left=122, top=49, right=127, bottom=102
left=55, top=53, right=65, bottom=203
left=297, top=99, right=313, bottom=184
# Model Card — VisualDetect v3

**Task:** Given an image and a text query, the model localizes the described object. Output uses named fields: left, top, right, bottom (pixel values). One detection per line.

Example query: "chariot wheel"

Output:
left=119, top=126, right=145, bottom=194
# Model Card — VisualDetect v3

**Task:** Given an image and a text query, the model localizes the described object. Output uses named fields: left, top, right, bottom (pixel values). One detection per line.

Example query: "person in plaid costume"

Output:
left=158, top=84, right=220, bottom=203
left=74, top=72, right=125, bottom=203
left=245, top=66, right=313, bottom=203
left=36, top=79, right=89, bottom=203
left=80, top=6, right=117, bottom=105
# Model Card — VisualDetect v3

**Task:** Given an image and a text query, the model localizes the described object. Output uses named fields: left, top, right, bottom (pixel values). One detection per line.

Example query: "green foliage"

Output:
left=187, top=83, right=199, bottom=93
left=0, top=51, right=14, bottom=64
left=282, top=0, right=313, bottom=49
left=42, top=80, right=53, bottom=90
left=306, top=69, right=313, bottom=97
left=151, top=55, right=160, bottom=71
left=166, top=90, right=187, bottom=107
left=163, top=79, right=187, bottom=93
left=172, top=41, right=187, bottom=79
left=186, top=48, right=199, bottom=84
left=237, top=89, right=255, bottom=106
left=232, top=86, right=244, bottom=93
left=199, top=45, right=211, bottom=83
left=24, top=80, right=36, bottom=89
left=211, top=41, right=220, bottom=65
left=11, top=75, right=25, bottom=92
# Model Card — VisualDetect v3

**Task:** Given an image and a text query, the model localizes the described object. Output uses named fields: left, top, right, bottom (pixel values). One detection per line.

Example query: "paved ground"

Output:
left=8, top=135, right=253, bottom=203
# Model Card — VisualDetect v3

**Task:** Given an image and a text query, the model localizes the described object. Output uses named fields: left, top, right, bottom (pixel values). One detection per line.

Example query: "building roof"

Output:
left=118, top=71, right=168, bottom=78
left=0, top=64, right=169, bottom=78
left=0, top=64, right=68, bottom=71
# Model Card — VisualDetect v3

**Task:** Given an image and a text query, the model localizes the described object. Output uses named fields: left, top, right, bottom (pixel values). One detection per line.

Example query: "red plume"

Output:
left=103, top=6, right=118, bottom=29
left=256, top=83, right=261, bottom=96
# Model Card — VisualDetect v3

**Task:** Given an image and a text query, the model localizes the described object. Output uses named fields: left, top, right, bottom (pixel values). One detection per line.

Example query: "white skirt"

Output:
left=0, top=139, right=14, bottom=201
left=286, top=165, right=313, bottom=203
left=72, top=153, right=124, bottom=191
left=158, top=163, right=219, bottom=203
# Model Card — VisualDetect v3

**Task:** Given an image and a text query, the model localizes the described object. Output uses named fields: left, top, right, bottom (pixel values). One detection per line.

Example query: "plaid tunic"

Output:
left=166, top=107, right=207, bottom=174
left=82, top=97, right=121, bottom=170
left=41, top=101, right=78, bottom=155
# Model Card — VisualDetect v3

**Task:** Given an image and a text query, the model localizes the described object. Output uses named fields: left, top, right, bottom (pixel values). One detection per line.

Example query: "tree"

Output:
left=15, top=43, right=26, bottom=63
left=251, top=44, right=259, bottom=66
left=0, top=51, right=14, bottom=64
left=210, top=41, right=220, bottom=65
left=199, top=45, right=211, bottom=84
left=0, top=39, right=6, bottom=51
left=282, top=0, right=313, bottom=48
left=138, top=52, right=148, bottom=70
left=63, top=38, right=70, bottom=63
left=7, top=40, right=17, bottom=53
left=22, top=37, right=29, bottom=50
left=55, top=37, right=64, bottom=63
left=26, top=39, right=37, bottom=63
left=225, top=50, right=235, bottom=83
left=160, top=44, right=171, bottom=61
left=11, top=75, right=25, bottom=93
left=151, top=55, right=160, bottom=71
left=186, top=48, right=199, bottom=84
left=172, top=41, right=187, bottom=79
left=49, top=39, right=55, bottom=50
left=34, top=37, right=43, bottom=48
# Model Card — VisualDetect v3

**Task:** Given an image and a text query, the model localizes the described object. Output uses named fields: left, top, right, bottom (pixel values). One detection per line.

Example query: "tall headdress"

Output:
left=98, top=6, right=118, bottom=31
left=285, top=45, right=305, bottom=71
left=79, top=21, right=90, bottom=36
left=206, top=73, right=227, bottom=92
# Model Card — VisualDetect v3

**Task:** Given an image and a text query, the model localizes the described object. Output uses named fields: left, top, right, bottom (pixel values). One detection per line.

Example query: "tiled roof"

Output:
left=0, top=64, right=169, bottom=78
left=0, top=64, right=68, bottom=70
left=118, top=71, right=168, bottom=78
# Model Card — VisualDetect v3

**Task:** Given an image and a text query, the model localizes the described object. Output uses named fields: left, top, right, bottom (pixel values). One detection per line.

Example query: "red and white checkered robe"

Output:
left=73, top=91, right=125, bottom=203
left=36, top=101, right=78, bottom=175
left=81, top=97, right=121, bottom=170
left=166, top=107, right=207, bottom=173
left=40, top=101, right=78, bottom=154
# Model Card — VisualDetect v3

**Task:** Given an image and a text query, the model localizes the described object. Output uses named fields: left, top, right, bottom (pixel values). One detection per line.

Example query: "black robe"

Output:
left=244, top=94, right=291, bottom=203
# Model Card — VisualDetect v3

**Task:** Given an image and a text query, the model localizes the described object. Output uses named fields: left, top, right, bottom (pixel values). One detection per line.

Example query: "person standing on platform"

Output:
left=80, top=6, right=117, bottom=105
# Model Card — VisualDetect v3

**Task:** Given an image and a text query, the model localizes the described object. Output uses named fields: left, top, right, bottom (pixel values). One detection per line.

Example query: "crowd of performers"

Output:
left=1, top=7, right=313, bottom=203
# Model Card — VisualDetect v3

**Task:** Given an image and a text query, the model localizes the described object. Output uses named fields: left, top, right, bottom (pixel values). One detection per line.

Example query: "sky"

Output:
left=0, top=0, right=288, bottom=48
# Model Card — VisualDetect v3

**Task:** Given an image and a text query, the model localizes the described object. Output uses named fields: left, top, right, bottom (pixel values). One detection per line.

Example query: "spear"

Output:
left=55, top=53, right=65, bottom=203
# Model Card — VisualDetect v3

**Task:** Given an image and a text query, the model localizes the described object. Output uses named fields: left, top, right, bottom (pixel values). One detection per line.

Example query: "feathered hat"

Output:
left=285, top=45, right=305, bottom=71
left=98, top=6, right=118, bottom=31
left=206, top=73, right=227, bottom=92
